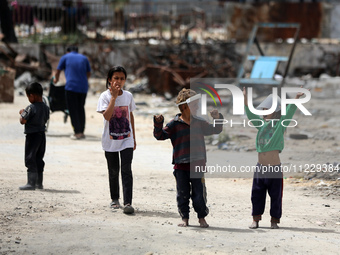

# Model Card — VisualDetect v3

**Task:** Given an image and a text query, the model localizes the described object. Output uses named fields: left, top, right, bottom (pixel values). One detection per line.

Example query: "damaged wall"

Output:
left=3, top=2, right=340, bottom=98
left=228, top=3, right=323, bottom=41
left=4, top=41, right=340, bottom=95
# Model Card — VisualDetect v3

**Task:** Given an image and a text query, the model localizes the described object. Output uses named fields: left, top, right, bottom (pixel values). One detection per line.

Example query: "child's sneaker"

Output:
left=123, top=204, right=134, bottom=214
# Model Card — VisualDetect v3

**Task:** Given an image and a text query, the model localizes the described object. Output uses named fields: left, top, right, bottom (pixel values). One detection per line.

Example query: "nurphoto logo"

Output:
left=199, top=84, right=311, bottom=116
left=192, top=82, right=312, bottom=128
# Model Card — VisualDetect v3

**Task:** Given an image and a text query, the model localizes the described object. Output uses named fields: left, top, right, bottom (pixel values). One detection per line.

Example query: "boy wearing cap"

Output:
left=153, top=88, right=223, bottom=228
left=243, top=87, right=306, bottom=229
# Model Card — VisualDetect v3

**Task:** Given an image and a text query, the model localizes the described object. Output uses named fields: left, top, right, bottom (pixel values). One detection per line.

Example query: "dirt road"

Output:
left=0, top=91, right=339, bottom=255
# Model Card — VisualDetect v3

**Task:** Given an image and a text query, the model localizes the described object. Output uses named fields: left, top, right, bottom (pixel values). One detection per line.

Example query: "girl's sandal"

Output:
left=110, top=200, right=120, bottom=209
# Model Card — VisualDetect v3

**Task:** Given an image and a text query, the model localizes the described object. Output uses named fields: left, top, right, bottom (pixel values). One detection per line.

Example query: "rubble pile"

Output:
left=0, top=42, right=52, bottom=82
left=134, top=41, right=242, bottom=97
left=0, top=42, right=52, bottom=102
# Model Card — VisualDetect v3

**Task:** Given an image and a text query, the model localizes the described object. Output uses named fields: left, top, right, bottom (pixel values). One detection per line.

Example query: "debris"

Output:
left=145, top=64, right=207, bottom=97
left=0, top=67, right=15, bottom=102
left=14, top=71, right=32, bottom=89
left=218, top=143, right=228, bottom=150
left=317, top=180, right=327, bottom=186
left=289, top=134, right=308, bottom=140
left=140, top=42, right=241, bottom=96
left=0, top=43, right=52, bottom=81
left=316, top=221, right=326, bottom=226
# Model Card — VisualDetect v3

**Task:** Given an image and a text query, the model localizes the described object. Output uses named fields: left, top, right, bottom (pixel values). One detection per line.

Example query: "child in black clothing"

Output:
left=19, top=82, right=50, bottom=190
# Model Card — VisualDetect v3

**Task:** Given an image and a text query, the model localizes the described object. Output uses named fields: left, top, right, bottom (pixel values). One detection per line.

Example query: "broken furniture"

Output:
left=237, top=22, right=301, bottom=95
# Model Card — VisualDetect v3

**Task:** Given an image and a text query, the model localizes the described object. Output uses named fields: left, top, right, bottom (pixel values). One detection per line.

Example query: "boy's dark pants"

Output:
left=251, top=163, right=283, bottom=223
left=65, top=90, right=87, bottom=134
left=105, top=148, right=133, bottom=205
left=25, top=132, right=46, bottom=178
left=173, top=169, right=209, bottom=219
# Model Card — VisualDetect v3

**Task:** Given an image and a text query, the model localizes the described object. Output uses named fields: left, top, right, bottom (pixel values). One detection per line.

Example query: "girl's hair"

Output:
left=25, top=82, right=43, bottom=96
left=106, top=66, right=127, bottom=89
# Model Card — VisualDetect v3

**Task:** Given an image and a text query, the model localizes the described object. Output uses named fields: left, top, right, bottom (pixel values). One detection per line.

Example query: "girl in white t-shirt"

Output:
left=97, top=66, right=136, bottom=214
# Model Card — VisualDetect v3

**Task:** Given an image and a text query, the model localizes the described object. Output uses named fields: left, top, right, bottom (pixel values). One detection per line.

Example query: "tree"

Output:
left=0, top=0, right=18, bottom=43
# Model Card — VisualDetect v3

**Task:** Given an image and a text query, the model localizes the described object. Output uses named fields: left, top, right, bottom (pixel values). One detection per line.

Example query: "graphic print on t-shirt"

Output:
left=109, top=106, right=130, bottom=140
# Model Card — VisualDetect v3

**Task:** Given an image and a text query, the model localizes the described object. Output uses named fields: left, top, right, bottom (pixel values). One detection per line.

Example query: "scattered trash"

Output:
left=316, top=221, right=326, bottom=226
left=289, top=134, right=308, bottom=140
left=318, top=180, right=327, bottom=186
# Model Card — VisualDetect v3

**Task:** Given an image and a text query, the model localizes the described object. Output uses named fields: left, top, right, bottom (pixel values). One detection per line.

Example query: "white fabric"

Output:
left=97, top=89, right=136, bottom=152
left=256, top=94, right=281, bottom=112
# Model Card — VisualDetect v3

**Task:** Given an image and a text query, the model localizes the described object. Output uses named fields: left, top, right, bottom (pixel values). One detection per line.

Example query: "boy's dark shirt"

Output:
left=21, top=102, right=50, bottom=134
left=153, top=113, right=223, bottom=168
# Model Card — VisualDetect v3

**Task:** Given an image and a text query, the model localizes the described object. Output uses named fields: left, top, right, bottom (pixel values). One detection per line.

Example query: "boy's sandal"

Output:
left=110, top=200, right=120, bottom=209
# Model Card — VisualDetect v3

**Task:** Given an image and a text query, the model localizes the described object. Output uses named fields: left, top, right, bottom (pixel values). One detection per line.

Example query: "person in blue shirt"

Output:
left=54, top=46, right=91, bottom=140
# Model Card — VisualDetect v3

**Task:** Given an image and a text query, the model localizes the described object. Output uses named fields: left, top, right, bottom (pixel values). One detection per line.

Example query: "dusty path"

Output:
left=0, top=92, right=339, bottom=255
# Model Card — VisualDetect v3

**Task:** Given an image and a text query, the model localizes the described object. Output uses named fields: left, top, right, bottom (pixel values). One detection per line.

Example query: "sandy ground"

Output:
left=0, top=89, right=339, bottom=255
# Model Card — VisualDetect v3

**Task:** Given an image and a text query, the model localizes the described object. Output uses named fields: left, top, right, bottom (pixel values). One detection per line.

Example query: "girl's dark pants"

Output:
left=251, top=163, right=283, bottom=223
left=105, top=148, right=133, bottom=205
left=65, top=90, right=87, bottom=134
left=173, top=169, right=209, bottom=219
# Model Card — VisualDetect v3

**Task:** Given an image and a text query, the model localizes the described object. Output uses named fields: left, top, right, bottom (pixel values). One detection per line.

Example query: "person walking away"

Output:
left=54, top=45, right=91, bottom=140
